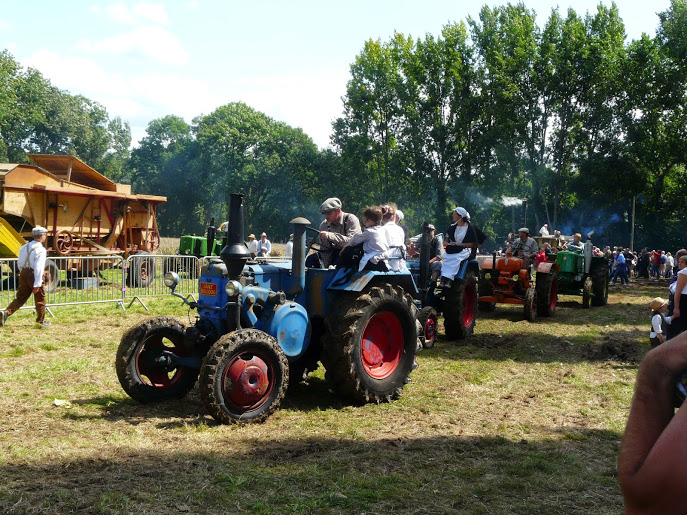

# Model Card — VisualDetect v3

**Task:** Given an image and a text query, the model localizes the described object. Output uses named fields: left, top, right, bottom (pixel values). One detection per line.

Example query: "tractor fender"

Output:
left=327, top=268, right=417, bottom=294
left=255, top=301, right=311, bottom=360
left=537, top=261, right=556, bottom=274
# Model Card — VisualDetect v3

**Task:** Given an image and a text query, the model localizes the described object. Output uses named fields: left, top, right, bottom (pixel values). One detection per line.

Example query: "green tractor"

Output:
left=543, top=232, right=609, bottom=308
left=165, top=219, right=226, bottom=277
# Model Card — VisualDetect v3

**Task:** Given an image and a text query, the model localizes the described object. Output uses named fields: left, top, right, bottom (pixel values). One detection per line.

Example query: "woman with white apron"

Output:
left=440, top=207, right=477, bottom=288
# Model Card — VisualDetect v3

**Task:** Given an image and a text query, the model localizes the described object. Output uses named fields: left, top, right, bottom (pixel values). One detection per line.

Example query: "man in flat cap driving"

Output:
left=305, top=197, right=361, bottom=268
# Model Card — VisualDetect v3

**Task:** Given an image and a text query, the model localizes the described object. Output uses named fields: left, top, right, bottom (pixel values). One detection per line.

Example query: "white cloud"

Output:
left=185, top=1, right=200, bottom=9
left=78, top=25, right=188, bottom=65
left=106, top=3, right=136, bottom=25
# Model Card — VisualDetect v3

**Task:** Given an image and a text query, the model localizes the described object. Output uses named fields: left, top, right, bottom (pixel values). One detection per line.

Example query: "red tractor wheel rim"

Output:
left=463, top=282, right=476, bottom=328
left=136, top=334, right=187, bottom=389
left=425, top=317, right=436, bottom=345
left=361, top=311, right=403, bottom=379
left=222, top=352, right=274, bottom=409
left=550, top=278, right=558, bottom=311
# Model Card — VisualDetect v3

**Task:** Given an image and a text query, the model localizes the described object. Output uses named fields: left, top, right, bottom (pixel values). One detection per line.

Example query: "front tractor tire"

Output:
left=443, top=271, right=477, bottom=340
left=535, top=270, right=558, bottom=317
left=524, top=286, right=537, bottom=322
left=419, top=306, right=438, bottom=349
left=116, top=317, right=198, bottom=403
left=591, top=264, right=609, bottom=306
left=200, top=329, right=289, bottom=424
left=321, top=285, right=419, bottom=404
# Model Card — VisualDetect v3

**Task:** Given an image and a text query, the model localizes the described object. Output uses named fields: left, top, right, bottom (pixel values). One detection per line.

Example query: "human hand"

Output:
left=32, top=287, right=40, bottom=294
left=674, top=307, right=681, bottom=320
left=320, top=231, right=328, bottom=242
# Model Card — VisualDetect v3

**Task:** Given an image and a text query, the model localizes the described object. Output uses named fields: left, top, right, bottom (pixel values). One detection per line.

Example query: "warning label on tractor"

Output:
left=200, top=282, right=217, bottom=296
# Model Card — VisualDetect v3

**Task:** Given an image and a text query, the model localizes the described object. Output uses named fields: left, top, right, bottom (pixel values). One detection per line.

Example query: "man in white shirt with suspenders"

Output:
left=1, top=226, right=50, bottom=327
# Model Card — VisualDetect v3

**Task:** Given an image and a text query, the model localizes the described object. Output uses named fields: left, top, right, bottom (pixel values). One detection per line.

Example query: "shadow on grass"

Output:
left=0, top=430, right=624, bottom=514
left=69, top=377, right=346, bottom=428
left=430, top=328, right=648, bottom=365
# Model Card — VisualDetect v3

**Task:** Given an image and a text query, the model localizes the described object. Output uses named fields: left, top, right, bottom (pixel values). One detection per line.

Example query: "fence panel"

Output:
left=0, top=254, right=200, bottom=313
left=124, top=254, right=199, bottom=300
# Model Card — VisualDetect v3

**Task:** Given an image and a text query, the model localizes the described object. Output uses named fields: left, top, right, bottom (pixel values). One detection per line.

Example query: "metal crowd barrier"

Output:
left=0, top=254, right=200, bottom=316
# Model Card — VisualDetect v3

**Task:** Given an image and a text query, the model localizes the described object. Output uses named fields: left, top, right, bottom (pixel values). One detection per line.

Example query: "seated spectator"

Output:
left=339, top=206, right=389, bottom=272
left=257, top=232, right=271, bottom=257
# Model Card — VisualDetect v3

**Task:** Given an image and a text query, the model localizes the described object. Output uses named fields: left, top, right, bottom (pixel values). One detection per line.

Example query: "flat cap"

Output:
left=320, top=197, right=342, bottom=213
left=518, top=227, right=529, bottom=234
left=32, top=226, right=48, bottom=236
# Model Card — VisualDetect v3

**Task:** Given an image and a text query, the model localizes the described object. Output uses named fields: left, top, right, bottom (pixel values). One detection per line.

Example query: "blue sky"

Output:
left=1, top=1, right=672, bottom=149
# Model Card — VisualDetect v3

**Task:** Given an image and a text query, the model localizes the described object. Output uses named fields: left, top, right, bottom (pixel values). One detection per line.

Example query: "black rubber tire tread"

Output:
left=582, top=276, right=593, bottom=309
left=444, top=271, right=477, bottom=340
left=535, top=271, right=557, bottom=317
left=591, top=265, right=609, bottom=306
left=199, top=329, right=288, bottom=424
left=524, top=287, right=537, bottom=322
left=44, top=259, right=59, bottom=294
left=127, top=251, right=156, bottom=287
left=321, top=285, right=419, bottom=403
left=116, top=316, right=197, bottom=403
left=419, top=306, right=438, bottom=349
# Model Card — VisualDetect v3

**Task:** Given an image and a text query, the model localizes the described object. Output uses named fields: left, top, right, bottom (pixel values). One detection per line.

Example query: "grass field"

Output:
left=0, top=278, right=664, bottom=514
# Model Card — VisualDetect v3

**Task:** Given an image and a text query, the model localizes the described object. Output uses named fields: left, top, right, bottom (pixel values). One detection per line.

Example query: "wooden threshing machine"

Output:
left=0, top=154, right=166, bottom=290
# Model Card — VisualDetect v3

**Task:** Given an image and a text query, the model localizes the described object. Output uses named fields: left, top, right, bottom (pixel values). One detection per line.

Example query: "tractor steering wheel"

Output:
left=305, top=226, right=322, bottom=253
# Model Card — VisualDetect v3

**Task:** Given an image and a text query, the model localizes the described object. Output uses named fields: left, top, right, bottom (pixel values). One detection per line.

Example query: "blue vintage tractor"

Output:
left=116, top=193, right=423, bottom=424
left=406, top=225, right=480, bottom=348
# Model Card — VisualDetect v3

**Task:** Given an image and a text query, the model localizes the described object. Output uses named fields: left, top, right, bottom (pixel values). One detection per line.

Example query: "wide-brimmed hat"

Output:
left=650, top=297, right=668, bottom=311
left=248, top=233, right=255, bottom=239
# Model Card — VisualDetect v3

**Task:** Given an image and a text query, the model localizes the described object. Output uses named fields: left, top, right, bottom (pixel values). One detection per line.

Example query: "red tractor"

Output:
left=477, top=253, right=559, bottom=321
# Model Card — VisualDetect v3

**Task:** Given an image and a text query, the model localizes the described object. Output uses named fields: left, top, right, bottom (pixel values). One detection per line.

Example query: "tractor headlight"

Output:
left=225, top=280, right=241, bottom=298
left=511, top=276, right=519, bottom=282
left=164, top=272, right=180, bottom=289
left=485, top=273, right=492, bottom=279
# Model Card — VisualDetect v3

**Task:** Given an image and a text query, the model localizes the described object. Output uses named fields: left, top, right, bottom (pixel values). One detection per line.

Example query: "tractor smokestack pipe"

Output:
left=288, top=216, right=310, bottom=297
left=220, top=193, right=250, bottom=280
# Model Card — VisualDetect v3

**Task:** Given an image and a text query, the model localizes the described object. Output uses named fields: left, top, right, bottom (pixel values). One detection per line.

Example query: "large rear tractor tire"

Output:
left=444, top=271, right=477, bottom=340
left=419, top=306, right=438, bottom=349
left=321, top=285, right=419, bottom=403
left=116, top=317, right=198, bottom=403
left=591, top=265, right=609, bottom=307
left=535, top=270, right=558, bottom=317
left=582, top=276, right=593, bottom=309
left=524, top=286, right=537, bottom=322
left=200, top=329, right=289, bottom=424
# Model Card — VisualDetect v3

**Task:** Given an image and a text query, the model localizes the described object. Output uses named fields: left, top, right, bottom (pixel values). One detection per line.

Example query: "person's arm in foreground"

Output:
left=618, top=331, right=687, bottom=512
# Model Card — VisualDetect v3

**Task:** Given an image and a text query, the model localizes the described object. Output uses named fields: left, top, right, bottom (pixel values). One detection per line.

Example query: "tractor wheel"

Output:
left=478, top=301, right=496, bottom=313
left=582, top=276, right=593, bottom=309
left=419, top=306, right=438, bottom=349
left=321, top=285, right=419, bottom=403
left=444, top=271, right=477, bottom=340
left=535, top=270, right=558, bottom=317
left=591, top=265, right=609, bottom=307
left=116, top=317, right=198, bottom=403
left=44, top=259, right=59, bottom=294
left=200, top=329, right=288, bottom=424
left=524, top=286, right=537, bottom=322
left=127, top=251, right=156, bottom=287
